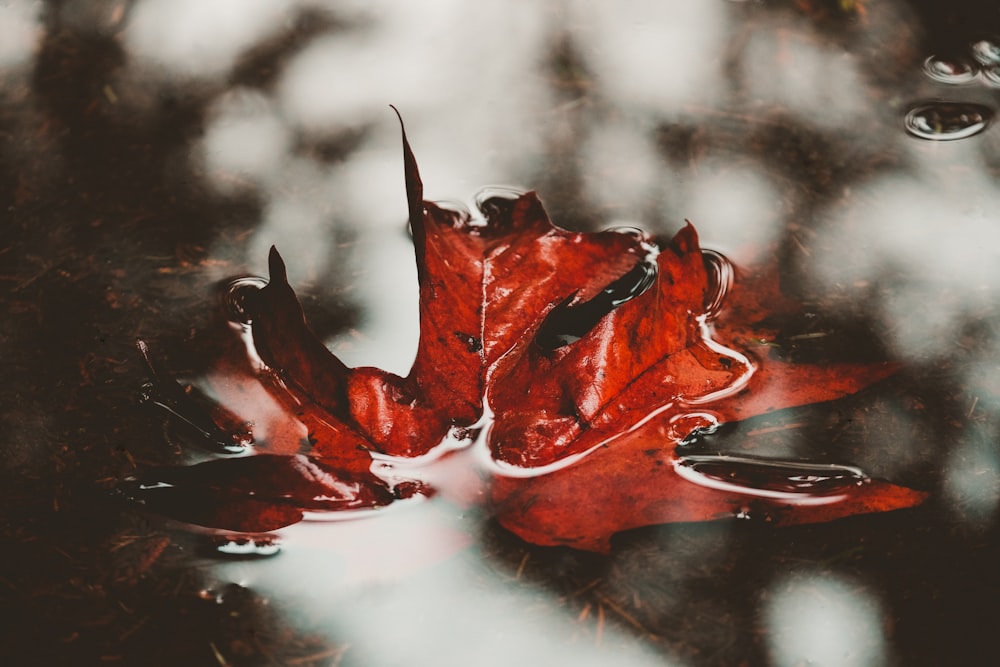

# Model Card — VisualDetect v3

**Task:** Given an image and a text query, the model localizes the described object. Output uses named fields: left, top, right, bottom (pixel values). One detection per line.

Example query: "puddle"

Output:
left=3, top=1, right=1000, bottom=665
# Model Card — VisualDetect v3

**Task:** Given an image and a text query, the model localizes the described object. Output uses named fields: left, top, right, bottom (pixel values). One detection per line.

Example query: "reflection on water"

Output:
left=812, top=142, right=1000, bottom=363
left=213, top=503, right=674, bottom=667
left=741, top=19, right=869, bottom=130
left=4, top=0, right=1000, bottom=664
left=923, top=55, right=979, bottom=84
left=764, top=571, right=889, bottom=667
left=970, top=36, right=1000, bottom=67
left=576, top=1, right=726, bottom=113
left=125, top=0, right=293, bottom=80
left=200, top=89, right=293, bottom=196
left=0, top=1, right=40, bottom=70
left=903, top=101, right=993, bottom=140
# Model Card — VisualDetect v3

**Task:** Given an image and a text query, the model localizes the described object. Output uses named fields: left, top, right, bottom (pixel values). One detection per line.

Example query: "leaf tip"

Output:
left=665, top=219, right=700, bottom=257
left=389, top=106, right=424, bottom=231
left=389, top=103, right=403, bottom=124
left=268, top=245, right=288, bottom=284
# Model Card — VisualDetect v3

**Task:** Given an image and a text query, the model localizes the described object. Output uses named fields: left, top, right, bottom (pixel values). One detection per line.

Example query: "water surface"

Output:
left=3, top=1, right=1000, bottom=665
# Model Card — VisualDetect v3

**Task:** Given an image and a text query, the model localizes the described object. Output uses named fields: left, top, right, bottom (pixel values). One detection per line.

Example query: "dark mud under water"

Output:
left=3, top=1, right=1000, bottom=665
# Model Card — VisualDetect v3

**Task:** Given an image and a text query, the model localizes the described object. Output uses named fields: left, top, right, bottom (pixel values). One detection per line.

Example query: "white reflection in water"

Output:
left=321, top=146, right=418, bottom=375
left=200, top=89, right=293, bottom=194
left=124, top=0, right=294, bottom=79
left=572, top=0, right=726, bottom=114
left=741, top=19, right=866, bottom=129
left=0, top=1, right=42, bottom=70
left=764, top=571, right=889, bottom=667
left=277, top=31, right=421, bottom=131
left=581, top=119, right=662, bottom=222
left=681, top=160, right=781, bottom=254
left=248, top=158, right=340, bottom=283
left=813, top=141, right=1000, bottom=363
left=276, top=0, right=549, bottom=127
left=214, top=499, right=678, bottom=667
left=275, top=0, right=551, bottom=191
left=327, top=225, right=420, bottom=377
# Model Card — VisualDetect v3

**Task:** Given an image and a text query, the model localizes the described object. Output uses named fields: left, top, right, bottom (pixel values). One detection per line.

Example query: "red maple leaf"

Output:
left=131, top=112, right=925, bottom=553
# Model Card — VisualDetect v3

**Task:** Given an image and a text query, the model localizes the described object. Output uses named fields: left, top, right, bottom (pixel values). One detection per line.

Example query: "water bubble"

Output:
left=211, top=534, right=281, bottom=558
left=971, top=37, right=1000, bottom=66
left=222, top=276, right=268, bottom=324
left=675, top=455, right=867, bottom=498
left=922, top=55, right=978, bottom=84
left=903, top=102, right=993, bottom=141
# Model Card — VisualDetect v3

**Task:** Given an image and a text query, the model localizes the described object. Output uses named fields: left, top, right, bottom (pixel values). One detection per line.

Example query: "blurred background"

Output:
left=2, top=1, right=1000, bottom=665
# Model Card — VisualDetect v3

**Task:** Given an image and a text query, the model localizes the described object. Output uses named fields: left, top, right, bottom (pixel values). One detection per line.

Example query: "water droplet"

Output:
left=535, top=258, right=657, bottom=350
left=903, top=102, right=993, bottom=141
left=222, top=276, right=267, bottom=324
left=971, top=37, right=1000, bottom=66
left=211, top=534, right=281, bottom=558
left=675, top=455, right=867, bottom=499
left=702, top=250, right=734, bottom=319
left=922, top=55, right=978, bottom=84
